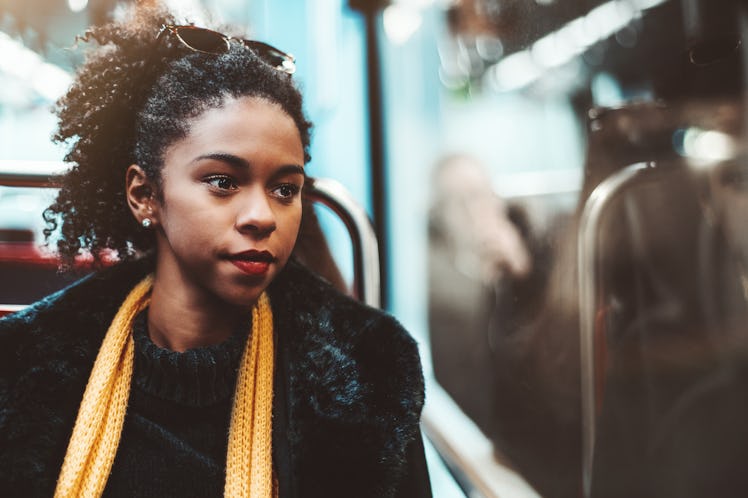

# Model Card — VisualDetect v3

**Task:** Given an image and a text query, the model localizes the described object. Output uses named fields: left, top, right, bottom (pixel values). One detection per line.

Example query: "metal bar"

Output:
left=354, top=3, right=389, bottom=309
left=578, top=161, right=654, bottom=498
left=0, top=160, right=67, bottom=187
left=305, top=178, right=381, bottom=308
left=421, top=381, right=541, bottom=498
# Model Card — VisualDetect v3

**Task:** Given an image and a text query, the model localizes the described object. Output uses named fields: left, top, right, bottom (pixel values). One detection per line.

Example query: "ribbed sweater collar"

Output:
left=131, top=310, right=250, bottom=407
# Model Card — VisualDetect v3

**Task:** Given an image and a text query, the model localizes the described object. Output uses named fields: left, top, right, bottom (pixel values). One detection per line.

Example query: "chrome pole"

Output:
left=578, top=161, right=654, bottom=498
left=0, top=160, right=66, bottom=187
left=303, top=177, right=381, bottom=308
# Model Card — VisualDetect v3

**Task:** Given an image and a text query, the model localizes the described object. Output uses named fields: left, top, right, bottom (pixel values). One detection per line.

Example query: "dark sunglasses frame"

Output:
left=157, top=24, right=296, bottom=74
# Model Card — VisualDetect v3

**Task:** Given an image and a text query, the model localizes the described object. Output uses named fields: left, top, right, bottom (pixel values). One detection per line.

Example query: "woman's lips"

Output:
left=227, top=250, right=275, bottom=276
left=230, top=259, right=271, bottom=276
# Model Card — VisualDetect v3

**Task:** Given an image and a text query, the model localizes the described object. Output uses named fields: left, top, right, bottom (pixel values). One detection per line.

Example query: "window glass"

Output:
left=381, top=1, right=748, bottom=496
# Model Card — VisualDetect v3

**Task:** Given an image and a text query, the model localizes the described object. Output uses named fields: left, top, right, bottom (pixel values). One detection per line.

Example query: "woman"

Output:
left=0, top=6, right=430, bottom=498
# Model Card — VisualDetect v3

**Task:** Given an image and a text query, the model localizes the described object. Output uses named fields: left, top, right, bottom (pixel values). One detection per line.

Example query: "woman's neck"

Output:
left=147, top=270, right=246, bottom=352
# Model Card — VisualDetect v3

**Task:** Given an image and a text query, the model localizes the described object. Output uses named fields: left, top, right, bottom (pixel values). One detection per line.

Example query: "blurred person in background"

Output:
left=427, top=153, right=531, bottom=434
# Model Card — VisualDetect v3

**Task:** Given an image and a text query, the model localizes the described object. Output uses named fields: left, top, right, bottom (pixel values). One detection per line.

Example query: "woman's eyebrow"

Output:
left=273, top=164, right=306, bottom=178
left=192, top=153, right=250, bottom=170
left=191, top=153, right=305, bottom=177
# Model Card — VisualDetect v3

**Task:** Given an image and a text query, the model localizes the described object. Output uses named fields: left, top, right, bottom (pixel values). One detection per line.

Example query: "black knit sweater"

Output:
left=103, top=311, right=248, bottom=497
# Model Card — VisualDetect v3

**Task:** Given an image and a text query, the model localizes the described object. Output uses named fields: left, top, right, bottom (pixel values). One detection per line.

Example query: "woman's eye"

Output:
left=272, top=184, right=301, bottom=200
left=205, top=175, right=238, bottom=191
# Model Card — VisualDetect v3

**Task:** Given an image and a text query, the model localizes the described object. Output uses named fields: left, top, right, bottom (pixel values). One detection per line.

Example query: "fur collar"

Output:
left=0, top=258, right=424, bottom=497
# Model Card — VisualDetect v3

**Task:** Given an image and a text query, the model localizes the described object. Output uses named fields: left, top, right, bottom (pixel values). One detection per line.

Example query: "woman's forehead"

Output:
left=162, top=96, right=305, bottom=168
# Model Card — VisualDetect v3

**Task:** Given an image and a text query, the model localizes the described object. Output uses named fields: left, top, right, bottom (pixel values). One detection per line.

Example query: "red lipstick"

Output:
left=227, top=250, right=275, bottom=276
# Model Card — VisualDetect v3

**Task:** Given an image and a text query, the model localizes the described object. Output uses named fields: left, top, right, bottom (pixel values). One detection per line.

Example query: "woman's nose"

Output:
left=235, top=189, right=277, bottom=236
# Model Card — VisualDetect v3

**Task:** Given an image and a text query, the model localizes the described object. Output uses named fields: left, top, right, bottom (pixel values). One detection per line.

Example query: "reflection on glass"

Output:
left=590, top=122, right=748, bottom=497
left=428, top=154, right=532, bottom=432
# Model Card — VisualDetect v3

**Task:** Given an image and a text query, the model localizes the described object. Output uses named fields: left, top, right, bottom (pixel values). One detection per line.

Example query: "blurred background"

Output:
left=2, top=0, right=748, bottom=496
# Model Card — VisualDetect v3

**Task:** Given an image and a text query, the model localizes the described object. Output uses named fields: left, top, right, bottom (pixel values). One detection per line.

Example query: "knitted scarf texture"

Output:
left=53, top=275, right=275, bottom=497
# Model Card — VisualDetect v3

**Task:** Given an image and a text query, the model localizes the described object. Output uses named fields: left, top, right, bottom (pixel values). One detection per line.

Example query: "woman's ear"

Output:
left=126, top=165, right=158, bottom=227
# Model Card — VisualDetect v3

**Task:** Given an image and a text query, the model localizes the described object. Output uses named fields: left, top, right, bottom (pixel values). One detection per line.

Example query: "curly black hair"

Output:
left=44, top=6, right=312, bottom=266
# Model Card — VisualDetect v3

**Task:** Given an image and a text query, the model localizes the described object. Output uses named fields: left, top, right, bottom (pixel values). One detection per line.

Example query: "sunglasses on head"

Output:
left=157, top=24, right=296, bottom=74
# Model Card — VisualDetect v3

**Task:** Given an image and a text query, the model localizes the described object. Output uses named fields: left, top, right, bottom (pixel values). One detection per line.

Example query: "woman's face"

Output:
left=148, top=96, right=305, bottom=309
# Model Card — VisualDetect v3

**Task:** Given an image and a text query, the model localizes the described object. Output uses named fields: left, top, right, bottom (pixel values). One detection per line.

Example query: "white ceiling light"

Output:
left=682, top=127, right=737, bottom=163
left=0, top=31, right=72, bottom=101
left=67, top=0, right=88, bottom=13
left=384, top=4, right=423, bottom=45
left=489, top=51, right=541, bottom=92
left=487, top=0, right=667, bottom=92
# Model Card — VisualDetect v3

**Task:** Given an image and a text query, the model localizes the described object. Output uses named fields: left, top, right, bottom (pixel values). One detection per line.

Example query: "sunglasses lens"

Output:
left=243, top=40, right=296, bottom=74
left=175, top=27, right=230, bottom=54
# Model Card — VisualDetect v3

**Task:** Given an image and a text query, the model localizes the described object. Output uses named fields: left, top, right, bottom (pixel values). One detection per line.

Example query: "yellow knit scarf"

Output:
left=53, top=275, right=276, bottom=498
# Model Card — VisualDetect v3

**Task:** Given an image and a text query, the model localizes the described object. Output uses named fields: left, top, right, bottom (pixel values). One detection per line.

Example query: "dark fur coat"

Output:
left=0, top=257, right=431, bottom=497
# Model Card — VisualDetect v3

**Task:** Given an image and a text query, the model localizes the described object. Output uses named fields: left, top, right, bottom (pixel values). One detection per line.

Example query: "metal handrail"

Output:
left=0, top=160, right=66, bottom=187
left=304, top=178, right=380, bottom=308
left=422, top=381, right=542, bottom=498
left=577, top=161, right=655, bottom=498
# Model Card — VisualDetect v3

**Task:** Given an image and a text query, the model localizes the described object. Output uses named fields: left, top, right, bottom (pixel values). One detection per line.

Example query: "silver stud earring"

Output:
left=141, top=218, right=152, bottom=228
